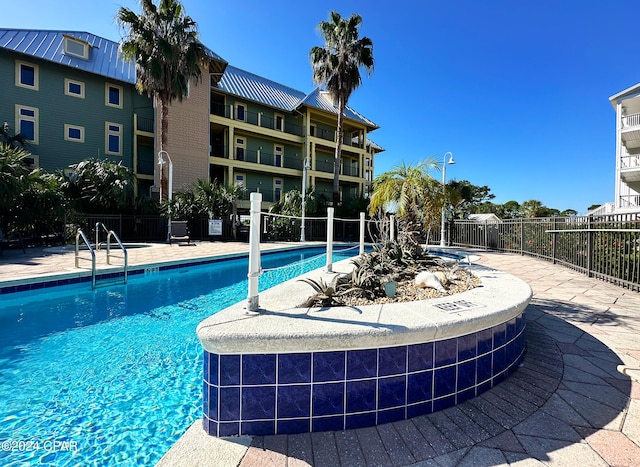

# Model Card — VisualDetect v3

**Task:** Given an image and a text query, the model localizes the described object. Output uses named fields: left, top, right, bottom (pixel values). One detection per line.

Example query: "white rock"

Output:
left=414, top=271, right=446, bottom=292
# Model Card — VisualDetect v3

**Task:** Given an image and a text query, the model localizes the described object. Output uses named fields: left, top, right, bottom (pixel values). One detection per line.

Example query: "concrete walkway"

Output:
left=1, top=244, right=639, bottom=466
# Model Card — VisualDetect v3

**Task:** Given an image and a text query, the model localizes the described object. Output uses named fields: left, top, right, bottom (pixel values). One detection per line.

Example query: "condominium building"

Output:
left=607, top=82, right=640, bottom=215
left=1, top=28, right=382, bottom=207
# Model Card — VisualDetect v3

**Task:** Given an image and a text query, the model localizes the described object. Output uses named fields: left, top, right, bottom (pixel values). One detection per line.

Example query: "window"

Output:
left=64, top=124, right=85, bottom=142
left=105, top=83, right=123, bottom=108
left=15, top=61, right=38, bottom=90
left=15, top=105, right=38, bottom=143
left=105, top=122, right=122, bottom=155
left=235, top=103, right=246, bottom=121
left=23, top=154, right=39, bottom=169
left=65, top=79, right=85, bottom=98
left=274, top=145, right=283, bottom=167
left=274, top=178, right=283, bottom=203
left=365, top=157, right=371, bottom=167
left=310, top=124, right=316, bottom=137
left=234, top=173, right=246, bottom=188
left=275, top=113, right=283, bottom=131
left=235, top=137, right=245, bottom=161
left=63, top=36, right=89, bottom=59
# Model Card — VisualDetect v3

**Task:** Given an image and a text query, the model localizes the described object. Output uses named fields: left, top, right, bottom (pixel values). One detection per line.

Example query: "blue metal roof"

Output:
left=0, top=29, right=136, bottom=84
left=216, top=66, right=378, bottom=129
left=216, top=65, right=306, bottom=111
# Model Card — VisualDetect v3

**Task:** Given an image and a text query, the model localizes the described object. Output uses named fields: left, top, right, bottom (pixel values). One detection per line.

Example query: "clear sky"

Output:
left=6, top=0, right=640, bottom=214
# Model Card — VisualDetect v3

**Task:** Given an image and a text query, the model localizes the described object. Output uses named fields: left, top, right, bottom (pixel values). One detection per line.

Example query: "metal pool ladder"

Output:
left=75, top=223, right=128, bottom=289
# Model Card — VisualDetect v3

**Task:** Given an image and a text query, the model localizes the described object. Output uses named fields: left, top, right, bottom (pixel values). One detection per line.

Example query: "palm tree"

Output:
left=368, top=159, right=440, bottom=256
left=117, top=0, right=209, bottom=199
left=310, top=11, right=374, bottom=206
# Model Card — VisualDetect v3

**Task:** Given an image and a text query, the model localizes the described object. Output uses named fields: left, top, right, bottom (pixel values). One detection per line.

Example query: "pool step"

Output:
left=94, top=273, right=127, bottom=289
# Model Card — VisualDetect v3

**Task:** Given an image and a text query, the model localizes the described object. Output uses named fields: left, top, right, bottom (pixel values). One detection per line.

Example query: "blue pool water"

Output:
left=0, top=246, right=359, bottom=466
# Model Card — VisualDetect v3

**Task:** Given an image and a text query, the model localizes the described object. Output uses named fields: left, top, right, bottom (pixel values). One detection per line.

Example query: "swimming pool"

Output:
left=0, top=246, right=359, bottom=466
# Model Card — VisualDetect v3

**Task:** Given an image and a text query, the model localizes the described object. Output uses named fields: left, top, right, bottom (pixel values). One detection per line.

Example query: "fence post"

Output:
left=552, top=218, right=558, bottom=264
left=484, top=220, right=488, bottom=249
left=587, top=216, right=593, bottom=277
left=519, top=218, right=524, bottom=255
left=359, top=212, right=365, bottom=255
left=326, top=207, right=334, bottom=272
left=247, top=192, right=262, bottom=312
left=390, top=215, right=395, bottom=242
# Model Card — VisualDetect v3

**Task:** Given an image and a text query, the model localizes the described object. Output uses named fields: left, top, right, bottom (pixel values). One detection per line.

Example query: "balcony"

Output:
left=621, top=113, right=640, bottom=149
left=619, top=194, right=640, bottom=209
left=210, top=102, right=303, bottom=137
left=136, top=115, right=154, bottom=133
left=620, top=154, right=640, bottom=182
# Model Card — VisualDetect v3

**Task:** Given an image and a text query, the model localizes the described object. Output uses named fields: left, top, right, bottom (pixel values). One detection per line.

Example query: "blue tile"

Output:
left=493, top=347, right=506, bottom=374
left=407, top=401, right=432, bottom=418
left=477, top=328, right=493, bottom=355
left=219, top=387, right=240, bottom=421
left=408, top=342, right=434, bottom=372
left=433, top=395, right=455, bottom=412
left=378, top=375, right=406, bottom=409
left=346, top=412, right=376, bottom=430
left=516, top=314, right=525, bottom=333
left=242, top=386, right=276, bottom=420
left=203, top=351, right=210, bottom=382
left=407, top=371, right=433, bottom=404
left=241, top=420, right=275, bottom=436
left=457, top=360, right=476, bottom=391
left=458, top=334, right=477, bottom=361
left=312, top=382, right=344, bottom=416
left=313, top=351, right=345, bottom=382
left=203, top=381, right=209, bottom=417
left=435, top=338, right=457, bottom=367
left=493, top=371, right=506, bottom=386
left=457, top=387, right=476, bottom=404
left=493, top=323, right=507, bottom=347
left=505, top=341, right=517, bottom=367
left=477, top=380, right=492, bottom=396
left=378, top=346, right=406, bottom=376
left=506, top=318, right=517, bottom=341
left=206, top=352, right=219, bottom=385
left=277, top=385, right=311, bottom=418
left=346, top=380, right=376, bottom=413
left=378, top=407, right=405, bottom=424
left=242, top=354, right=276, bottom=385
left=477, top=354, right=492, bottom=383
left=277, top=419, right=310, bottom=435
left=204, top=418, right=218, bottom=436
left=218, top=422, right=240, bottom=437
left=346, top=349, right=377, bottom=379
left=278, top=353, right=311, bottom=384
left=206, top=384, right=218, bottom=421
left=220, top=355, right=240, bottom=386
left=434, top=366, right=456, bottom=398
left=312, top=415, right=344, bottom=432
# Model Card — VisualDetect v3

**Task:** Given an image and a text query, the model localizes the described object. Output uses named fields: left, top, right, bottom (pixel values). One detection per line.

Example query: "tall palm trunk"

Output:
left=159, top=93, right=169, bottom=201
left=333, top=95, right=345, bottom=206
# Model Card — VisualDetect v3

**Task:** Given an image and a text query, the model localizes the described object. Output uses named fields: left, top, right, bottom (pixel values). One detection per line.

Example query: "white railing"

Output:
left=621, top=154, right=640, bottom=169
left=587, top=202, right=615, bottom=216
left=619, top=195, right=640, bottom=208
left=622, top=113, right=640, bottom=129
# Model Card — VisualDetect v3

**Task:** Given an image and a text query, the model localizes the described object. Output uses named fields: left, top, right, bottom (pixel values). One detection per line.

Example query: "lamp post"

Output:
left=300, top=157, right=311, bottom=242
left=158, top=150, right=173, bottom=243
left=440, top=151, right=455, bottom=247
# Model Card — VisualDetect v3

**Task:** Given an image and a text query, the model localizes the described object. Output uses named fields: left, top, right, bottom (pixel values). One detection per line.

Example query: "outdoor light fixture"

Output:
left=158, top=150, right=173, bottom=243
left=300, top=156, right=311, bottom=242
left=440, top=152, right=455, bottom=247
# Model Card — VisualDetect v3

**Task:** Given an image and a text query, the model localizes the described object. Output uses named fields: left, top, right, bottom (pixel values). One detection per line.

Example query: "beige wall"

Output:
left=156, top=72, right=210, bottom=193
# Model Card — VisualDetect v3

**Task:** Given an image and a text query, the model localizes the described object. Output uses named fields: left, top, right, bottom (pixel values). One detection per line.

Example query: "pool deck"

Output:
left=1, top=242, right=640, bottom=466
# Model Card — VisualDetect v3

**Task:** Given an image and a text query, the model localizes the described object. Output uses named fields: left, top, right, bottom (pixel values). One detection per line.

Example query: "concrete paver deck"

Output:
left=1, top=244, right=639, bottom=466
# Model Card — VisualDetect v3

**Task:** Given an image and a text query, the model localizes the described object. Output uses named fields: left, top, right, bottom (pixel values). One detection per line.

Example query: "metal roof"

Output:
left=216, top=66, right=378, bottom=129
left=0, top=29, right=136, bottom=84
left=216, top=65, right=305, bottom=111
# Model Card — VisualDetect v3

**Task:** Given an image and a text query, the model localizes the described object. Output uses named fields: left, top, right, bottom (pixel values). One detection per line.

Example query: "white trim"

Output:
left=105, top=121, right=123, bottom=155
left=235, top=102, right=246, bottom=122
left=15, top=104, right=39, bottom=144
left=63, top=36, right=89, bottom=60
left=64, top=124, right=85, bottom=143
left=15, top=60, right=38, bottom=90
left=105, top=83, right=123, bottom=108
left=64, top=78, right=85, bottom=98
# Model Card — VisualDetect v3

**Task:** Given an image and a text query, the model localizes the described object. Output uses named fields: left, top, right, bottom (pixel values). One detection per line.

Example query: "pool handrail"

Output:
left=96, top=222, right=128, bottom=284
left=75, top=228, right=96, bottom=288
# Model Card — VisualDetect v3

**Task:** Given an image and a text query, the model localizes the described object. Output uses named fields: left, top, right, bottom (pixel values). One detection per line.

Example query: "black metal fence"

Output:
left=450, top=214, right=640, bottom=291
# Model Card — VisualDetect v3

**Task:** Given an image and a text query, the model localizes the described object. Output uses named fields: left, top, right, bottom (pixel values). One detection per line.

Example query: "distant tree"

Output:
left=587, top=204, right=601, bottom=211
left=560, top=209, right=577, bottom=217
left=448, top=180, right=495, bottom=218
left=118, top=0, right=209, bottom=200
left=502, top=200, right=522, bottom=218
left=310, top=11, right=374, bottom=206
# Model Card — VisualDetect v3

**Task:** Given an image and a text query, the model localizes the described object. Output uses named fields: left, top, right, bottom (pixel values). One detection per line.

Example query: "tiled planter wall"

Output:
left=202, top=313, right=525, bottom=437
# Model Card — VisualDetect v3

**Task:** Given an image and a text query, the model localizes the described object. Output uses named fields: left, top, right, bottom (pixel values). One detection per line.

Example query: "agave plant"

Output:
left=298, top=275, right=347, bottom=307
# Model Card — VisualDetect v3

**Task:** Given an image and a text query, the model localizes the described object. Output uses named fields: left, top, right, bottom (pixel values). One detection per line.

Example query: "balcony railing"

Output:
left=621, top=154, right=640, bottom=169
left=316, top=160, right=335, bottom=174
left=210, top=101, right=303, bottom=136
left=619, top=195, right=640, bottom=208
left=622, top=113, right=640, bottom=130
left=341, top=165, right=360, bottom=177
left=136, top=115, right=154, bottom=133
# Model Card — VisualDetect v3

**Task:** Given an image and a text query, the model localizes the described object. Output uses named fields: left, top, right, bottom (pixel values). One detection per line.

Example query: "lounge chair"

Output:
left=170, top=221, right=191, bottom=245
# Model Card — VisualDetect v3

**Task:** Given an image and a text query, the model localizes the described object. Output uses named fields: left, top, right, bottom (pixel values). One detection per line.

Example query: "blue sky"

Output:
left=6, top=0, right=640, bottom=214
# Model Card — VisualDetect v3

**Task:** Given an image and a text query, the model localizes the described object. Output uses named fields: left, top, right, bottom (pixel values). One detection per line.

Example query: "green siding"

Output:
left=0, top=51, right=152, bottom=172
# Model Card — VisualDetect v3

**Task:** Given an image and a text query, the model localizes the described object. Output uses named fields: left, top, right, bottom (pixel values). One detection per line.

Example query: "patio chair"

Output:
left=170, top=221, right=191, bottom=245
left=0, top=227, right=26, bottom=255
